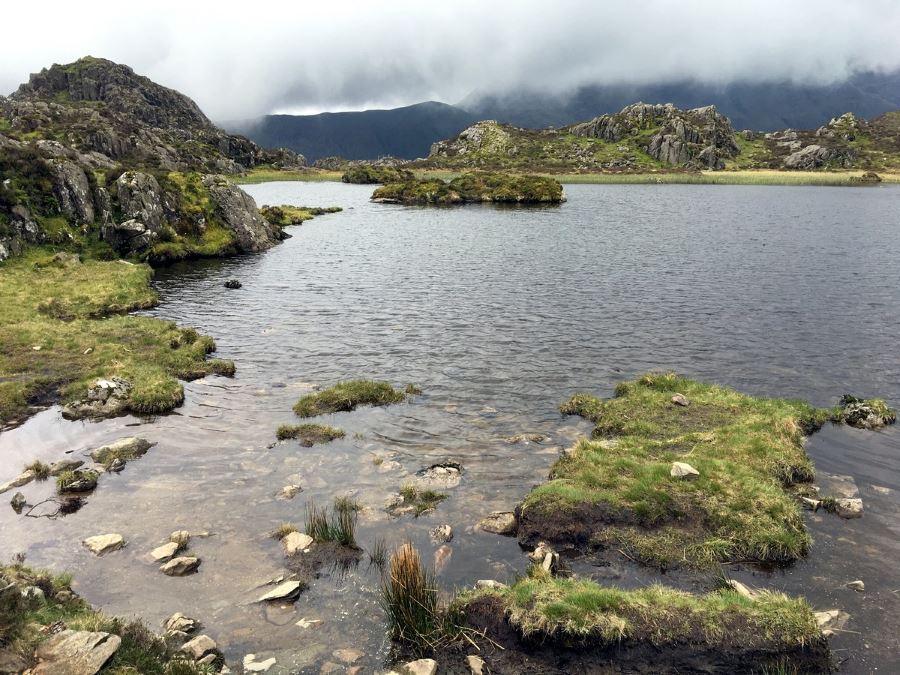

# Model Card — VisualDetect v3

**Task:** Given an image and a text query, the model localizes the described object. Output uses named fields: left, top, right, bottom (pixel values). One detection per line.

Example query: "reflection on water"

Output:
left=2, top=182, right=899, bottom=672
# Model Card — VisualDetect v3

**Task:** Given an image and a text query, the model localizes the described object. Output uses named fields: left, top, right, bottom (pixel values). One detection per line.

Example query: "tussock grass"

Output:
left=368, top=537, right=388, bottom=568
left=398, top=484, right=448, bottom=517
left=24, top=460, right=50, bottom=481
left=0, top=249, right=233, bottom=425
left=276, top=423, right=345, bottom=446
left=293, top=379, right=406, bottom=417
left=380, top=543, right=440, bottom=652
left=304, top=498, right=359, bottom=548
left=464, top=574, right=821, bottom=650
left=522, top=373, right=835, bottom=568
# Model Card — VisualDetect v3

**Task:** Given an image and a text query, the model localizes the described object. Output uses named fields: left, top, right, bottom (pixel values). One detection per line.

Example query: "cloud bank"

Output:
left=2, top=0, right=899, bottom=120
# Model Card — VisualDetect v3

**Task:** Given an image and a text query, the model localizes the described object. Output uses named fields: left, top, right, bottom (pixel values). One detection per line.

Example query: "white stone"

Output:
left=671, top=461, right=700, bottom=480
left=257, top=580, right=302, bottom=602
left=466, top=654, right=485, bottom=675
left=401, top=659, right=437, bottom=675
left=82, top=534, right=125, bottom=556
left=282, top=531, right=313, bottom=556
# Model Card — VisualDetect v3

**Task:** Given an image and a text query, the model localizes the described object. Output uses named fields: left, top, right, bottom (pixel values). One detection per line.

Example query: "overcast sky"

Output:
left=2, top=0, right=899, bottom=120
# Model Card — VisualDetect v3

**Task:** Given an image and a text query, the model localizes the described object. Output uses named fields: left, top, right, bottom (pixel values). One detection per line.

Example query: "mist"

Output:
left=2, top=0, right=899, bottom=120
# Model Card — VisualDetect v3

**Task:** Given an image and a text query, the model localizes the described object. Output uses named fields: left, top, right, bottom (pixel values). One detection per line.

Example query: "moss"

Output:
left=462, top=575, right=822, bottom=651
left=292, top=379, right=406, bottom=417
left=520, top=373, right=836, bottom=568
left=341, top=165, right=415, bottom=184
left=0, top=564, right=209, bottom=674
left=276, top=423, right=345, bottom=446
left=371, top=171, right=565, bottom=205
left=0, top=248, right=233, bottom=426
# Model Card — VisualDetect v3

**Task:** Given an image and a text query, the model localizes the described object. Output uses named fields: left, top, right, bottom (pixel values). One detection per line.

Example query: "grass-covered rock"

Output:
left=276, top=423, right=345, bottom=446
left=518, top=373, right=835, bottom=569
left=0, top=248, right=233, bottom=426
left=371, top=172, right=565, bottom=205
left=292, top=379, right=406, bottom=417
left=259, top=204, right=341, bottom=227
left=341, top=165, right=414, bottom=184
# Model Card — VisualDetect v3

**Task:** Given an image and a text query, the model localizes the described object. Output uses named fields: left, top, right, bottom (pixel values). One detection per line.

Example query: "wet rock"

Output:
left=278, top=484, right=303, bottom=500
left=814, top=609, right=850, bottom=637
left=224, top=279, right=242, bottom=289
left=82, top=534, right=125, bottom=556
left=163, top=612, right=198, bottom=634
left=846, top=580, right=865, bottom=592
left=58, top=469, right=99, bottom=493
left=33, top=629, right=121, bottom=675
left=834, top=498, right=863, bottom=519
left=0, top=469, right=36, bottom=494
left=257, top=580, right=303, bottom=602
left=179, top=634, right=217, bottom=661
left=399, top=658, right=438, bottom=675
left=800, top=497, right=821, bottom=511
left=282, top=532, right=314, bottom=556
left=478, top=511, right=517, bottom=535
left=670, top=461, right=700, bottom=480
left=296, top=617, right=322, bottom=629
left=466, top=655, right=486, bottom=675
left=671, top=393, right=690, bottom=406
left=10, top=491, right=26, bottom=512
left=150, top=541, right=179, bottom=562
left=62, top=378, right=132, bottom=420
left=49, top=459, right=84, bottom=475
left=197, top=653, right=217, bottom=666
left=160, top=556, right=201, bottom=576
left=838, top=395, right=896, bottom=429
left=434, top=544, right=453, bottom=574
left=505, top=433, right=545, bottom=444
left=90, top=437, right=153, bottom=464
left=475, top=580, right=507, bottom=590
left=333, top=648, right=364, bottom=664
left=243, top=654, right=277, bottom=672
left=417, top=462, right=462, bottom=488
left=430, top=524, right=453, bottom=543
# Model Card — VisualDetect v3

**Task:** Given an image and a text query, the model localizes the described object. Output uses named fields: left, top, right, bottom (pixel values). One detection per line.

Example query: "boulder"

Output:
left=671, top=461, right=700, bottom=480
left=82, top=534, right=125, bottom=556
left=202, top=175, right=281, bottom=252
left=100, top=219, right=157, bottom=255
left=834, top=498, right=863, bottom=519
left=726, top=579, right=757, bottom=600
left=434, top=544, right=453, bottom=574
left=33, top=629, right=121, bottom=675
left=478, top=511, right=517, bottom=535
left=163, top=612, right=198, bottom=634
left=150, top=541, right=179, bottom=562
left=179, top=634, right=217, bottom=661
left=783, top=144, right=853, bottom=170
left=10, top=491, right=26, bottom=512
left=116, top=171, right=165, bottom=231
left=160, top=556, right=201, bottom=576
left=282, top=531, right=313, bottom=556
left=61, top=378, right=132, bottom=420
left=429, top=524, right=453, bottom=543
left=90, top=437, right=153, bottom=464
left=417, top=462, right=463, bottom=488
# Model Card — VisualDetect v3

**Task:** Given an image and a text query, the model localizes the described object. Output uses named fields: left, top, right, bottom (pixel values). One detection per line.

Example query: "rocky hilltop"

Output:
left=422, top=102, right=900, bottom=173
left=0, top=57, right=305, bottom=261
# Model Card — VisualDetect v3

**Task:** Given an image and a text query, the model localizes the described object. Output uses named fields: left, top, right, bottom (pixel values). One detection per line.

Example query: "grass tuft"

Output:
left=276, top=423, right=345, bottom=446
left=292, top=380, right=406, bottom=417
left=272, top=523, right=298, bottom=540
left=24, top=460, right=51, bottom=480
left=380, top=543, right=440, bottom=653
left=397, top=484, right=448, bottom=517
left=304, top=498, right=358, bottom=548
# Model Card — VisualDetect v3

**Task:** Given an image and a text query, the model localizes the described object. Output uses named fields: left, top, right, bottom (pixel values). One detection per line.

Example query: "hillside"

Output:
left=230, top=101, right=476, bottom=162
left=0, top=57, right=305, bottom=261
left=417, top=103, right=900, bottom=173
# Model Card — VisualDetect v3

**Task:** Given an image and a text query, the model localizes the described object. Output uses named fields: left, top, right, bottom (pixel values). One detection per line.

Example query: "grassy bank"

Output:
left=231, top=167, right=342, bottom=184
left=0, top=564, right=208, bottom=674
left=518, top=373, right=832, bottom=569
left=0, top=249, right=233, bottom=426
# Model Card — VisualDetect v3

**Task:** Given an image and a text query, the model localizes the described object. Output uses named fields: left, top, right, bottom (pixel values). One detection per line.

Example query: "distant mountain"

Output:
left=230, top=101, right=477, bottom=162
left=460, top=71, right=900, bottom=132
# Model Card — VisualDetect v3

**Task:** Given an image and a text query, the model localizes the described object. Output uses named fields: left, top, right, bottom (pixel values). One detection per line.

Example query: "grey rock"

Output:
left=33, top=629, right=121, bottom=675
left=846, top=580, right=865, bottom=592
left=179, top=634, right=217, bottom=661
left=671, top=461, right=700, bottom=480
left=90, top=437, right=153, bottom=464
left=257, top=580, right=303, bottom=602
left=83, top=534, right=125, bottom=555
left=164, top=612, right=198, bottom=634
left=62, top=378, right=132, bottom=420
left=116, top=171, right=165, bottom=230
left=834, top=498, right=864, bottom=519
left=150, top=542, right=179, bottom=562
left=202, top=175, right=281, bottom=252
left=160, top=556, right=201, bottom=576
left=50, top=159, right=94, bottom=224
left=10, top=491, right=26, bottom=512
left=671, top=393, right=690, bottom=406
left=0, top=469, right=36, bottom=494
left=49, top=459, right=84, bottom=476
left=478, top=511, right=517, bottom=535
left=101, top=219, right=158, bottom=254
left=282, top=531, right=313, bottom=556
left=429, top=524, right=453, bottom=543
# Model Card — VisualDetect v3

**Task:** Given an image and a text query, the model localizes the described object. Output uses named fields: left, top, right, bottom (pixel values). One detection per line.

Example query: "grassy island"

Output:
left=371, top=172, right=565, bottom=205
left=292, top=379, right=407, bottom=417
left=341, top=165, right=414, bottom=184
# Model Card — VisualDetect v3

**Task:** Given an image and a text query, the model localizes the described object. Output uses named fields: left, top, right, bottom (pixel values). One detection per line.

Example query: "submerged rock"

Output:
left=90, top=437, right=154, bottom=464
left=257, top=580, right=303, bottom=602
left=82, top=534, right=125, bottom=556
left=478, top=511, right=517, bottom=535
left=243, top=654, right=277, bottom=672
left=278, top=484, right=303, bottom=499
left=417, top=462, right=463, bottom=488
left=814, top=609, right=850, bottom=637
left=33, top=629, right=121, bottom=675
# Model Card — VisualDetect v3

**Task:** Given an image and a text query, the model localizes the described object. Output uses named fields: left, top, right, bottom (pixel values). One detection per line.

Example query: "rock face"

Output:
left=783, top=144, right=854, bottom=169
left=202, top=175, right=282, bottom=252
left=33, top=630, right=121, bottom=675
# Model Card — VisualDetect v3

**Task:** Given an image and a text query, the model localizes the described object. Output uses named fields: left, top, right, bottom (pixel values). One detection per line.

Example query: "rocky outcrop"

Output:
left=783, top=144, right=855, bottom=169
left=50, top=159, right=95, bottom=224
left=202, top=175, right=282, bottom=251
left=33, top=629, right=121, bottom=675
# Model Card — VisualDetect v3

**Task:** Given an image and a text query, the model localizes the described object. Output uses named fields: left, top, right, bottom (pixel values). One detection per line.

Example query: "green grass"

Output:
left=520, top=373, right=836, bottom=569
left=0, top=564, right=209, bottom=674
left=55, top=469, right=98, bottom=493
left=230, top=167, right=343, bottom=184
left=462, top=571, right=821, bottom=651
left=0, top=248, right=233, bottom=426
left=379, top=543, right=441, bottom=654
left=292, top=379, right=406, bottom=417
left=341, top=166, right=414, bottom=184
left=304, top=498, right=359, bottom=548
left=24, top=460, right=51, bottom=480
left=276, top=423, right=345, bottom=446
left=398, top=483, right=448, bottom=517
left=259, top=205, right=342, bottom=227
left=371, top=172, right=565, bottom=204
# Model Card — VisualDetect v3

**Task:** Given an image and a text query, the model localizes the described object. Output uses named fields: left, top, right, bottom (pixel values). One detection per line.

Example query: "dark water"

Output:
left=2, top=182, right=899, bottom=673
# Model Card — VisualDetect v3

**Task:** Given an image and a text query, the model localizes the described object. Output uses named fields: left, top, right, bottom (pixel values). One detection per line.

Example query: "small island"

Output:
left=371, top=171, right=565, bottom=205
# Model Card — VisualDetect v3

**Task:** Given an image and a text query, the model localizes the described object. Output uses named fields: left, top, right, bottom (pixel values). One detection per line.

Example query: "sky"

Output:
left=2, top=0, right=900, bottom=121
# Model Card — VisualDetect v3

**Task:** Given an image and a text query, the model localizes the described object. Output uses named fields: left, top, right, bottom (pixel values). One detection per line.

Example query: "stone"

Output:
left=814, top=609, right=850, bottom=637
left=90, top=437, right=153, bottom=464
left=62, top=378, right=132, bottom=420
left=671, top=393, right=690, bottom=406
left=163, top=612, right=198, bottom=634
left=726, top=579, right=757, bottom=600
left=20, top=585, right=46, bottom=604
left=296, top=617, right=322, bottom=629
left=49, top=459, right=84, bottom=475
left=58, top=469, right=99, bottom=493
left=846, top=580, right=865, bottom=592
left=150, top=541, right=179, bottom=562
left=243, top=654, right=277, bottom=672
left=279, top=484, right=303, bottom=499
left=180, top=634, right=217, bottom=661
left=33, top=629, right=121, bottom=675
left=834, top=498, right=863, bottom=519
left=417, top=462, right=463, bottom=488
left=333, top=648, right=364, bottom=664
left=106, top=458, right=126, bottom=473
left=671, top=461, right=700, bottom=480
left=257, top=580, right=302, bottom=602
left=400, top=658, right=437, bottom=675
left=505, top=433, right=545, bottom=444
left=466, top=654, right=486, bottom=675
left=170, top=530, right=191, bottom=545
left=282, top=531, right=314, bottom=556
left=0, top=469, right=36, bottom=494
left=477, top=511, right=517, bottom=535
left=541, top=551, right=560, bottom=574
left=10, top=491, right=26, bottom=512
left=475, top=580, right=507, bottom=590
left=528, top=542, right=555, bottom=563
left=224, top=279, right=242, bottom=289
left=800, top=497, right=821, bottom=510
left=429, top=524, right=453, bottom=543
left=82, top=534, right=125, bottom=556
left=160, top=556, right=201, bottom=576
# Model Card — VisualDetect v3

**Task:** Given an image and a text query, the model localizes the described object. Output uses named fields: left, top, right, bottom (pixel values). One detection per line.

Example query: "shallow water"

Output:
left=2, top=182, right=900, bottom=672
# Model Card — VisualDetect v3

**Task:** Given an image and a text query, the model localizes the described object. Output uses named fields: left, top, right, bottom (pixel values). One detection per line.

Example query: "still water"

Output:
left=2, top=182, right=899, bottom=672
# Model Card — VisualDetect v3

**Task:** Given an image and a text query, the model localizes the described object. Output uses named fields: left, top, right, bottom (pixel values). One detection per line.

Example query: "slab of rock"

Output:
left=82, top=534, right=125, bottom=556
left=163, top=612, right=198, bottom=634
left=671, top=461, right=700, bottom=480
left=150, top=541, right=179, bottom=562
left=0, top=469, right=36, bottom=494
left=90, top=437, right=153, bottom=464
left=49, top=459, right=84, bottom=476
left=282, top=531, right=313, bottom=556
left=466, top=654, right=486, bottom=675
left=671, top=393, right=690, bottom=406
left=835, top=498, right=863, bottom=519
left=33, top=629, right=121, bottom=675
left=243, top=653, right=276, bottom=672
left=160, top=556, right=200, bottom=576
left=814, top=609, right=850, bottom=637
left=257, top=580, right=302, bottom=602
left=846, top=580, right=865, bottom=592
left=478, top=511, right=517, bottom=535
left=429, top=524, right=453, bottom=543
left=179, top=634, right=217, bottom=661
